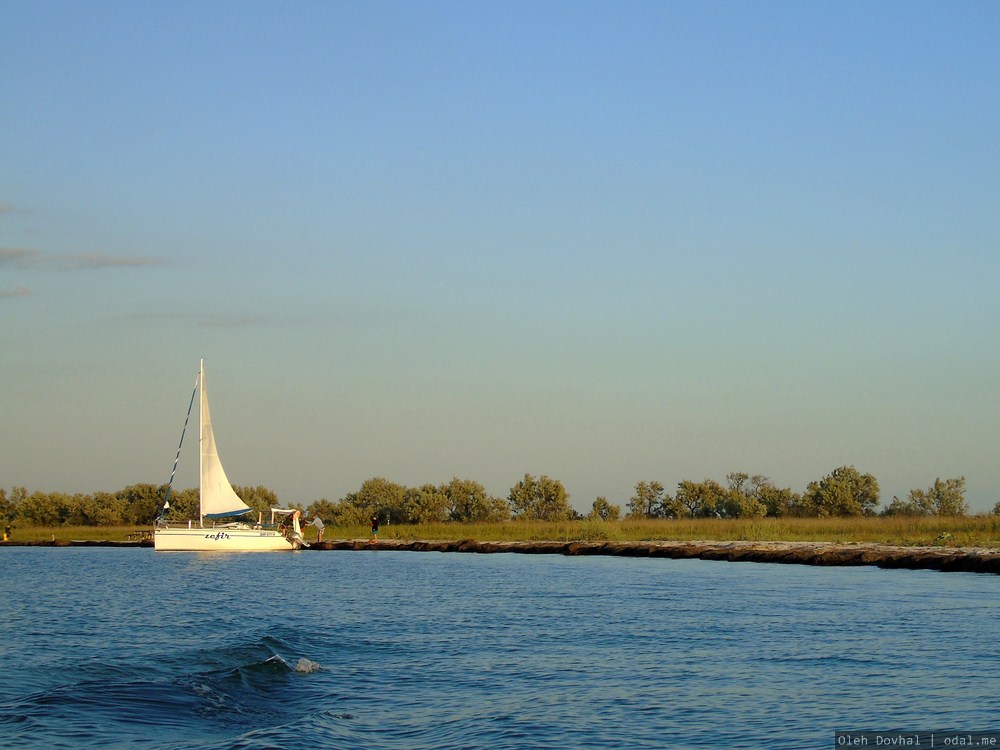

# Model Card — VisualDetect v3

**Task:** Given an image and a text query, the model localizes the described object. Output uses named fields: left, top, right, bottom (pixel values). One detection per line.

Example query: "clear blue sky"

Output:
left=2, top=1, right=998, bottom=513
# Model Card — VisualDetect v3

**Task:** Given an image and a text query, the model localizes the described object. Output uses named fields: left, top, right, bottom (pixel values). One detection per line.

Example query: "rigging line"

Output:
left=161, top=373, right=199, bottom=512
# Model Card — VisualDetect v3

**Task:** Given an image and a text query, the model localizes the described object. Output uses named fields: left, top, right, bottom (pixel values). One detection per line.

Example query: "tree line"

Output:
left=0, top=474, right=570, bottom=527
left=0, top=467, right=984, bottom=528
left=613, top=468, right=971, bottom=520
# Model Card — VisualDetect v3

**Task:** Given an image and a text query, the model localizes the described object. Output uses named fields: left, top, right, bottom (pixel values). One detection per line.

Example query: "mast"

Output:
left=199, top=357, right=204, bottom=527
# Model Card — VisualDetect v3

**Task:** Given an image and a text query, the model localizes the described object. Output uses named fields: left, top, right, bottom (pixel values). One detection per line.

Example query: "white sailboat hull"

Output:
left=154, top=526, right=298, bottom=551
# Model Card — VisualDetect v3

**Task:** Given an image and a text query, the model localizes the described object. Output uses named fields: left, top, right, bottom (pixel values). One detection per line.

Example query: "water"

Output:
left=1, top=548, right=999, bottom=749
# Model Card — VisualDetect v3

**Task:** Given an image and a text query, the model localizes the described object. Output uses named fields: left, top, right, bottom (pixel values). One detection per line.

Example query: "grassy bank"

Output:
left=3, top=526, right=152, bottom=543
left=369, top=516, right=1000, bottom=548
left=9, top=516, right=1000, bottom=548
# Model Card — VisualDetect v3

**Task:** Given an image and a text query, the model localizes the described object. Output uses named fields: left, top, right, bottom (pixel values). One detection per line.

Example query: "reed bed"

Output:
left=8, top=516, right=1000, bottom=548
left=362, top=515, right=1000, bottom=548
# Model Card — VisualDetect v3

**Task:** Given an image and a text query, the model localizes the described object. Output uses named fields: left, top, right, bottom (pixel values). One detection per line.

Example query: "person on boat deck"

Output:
left=308, top=516, right=325, bottom=542
left=369, top=513, right=379, bottom=543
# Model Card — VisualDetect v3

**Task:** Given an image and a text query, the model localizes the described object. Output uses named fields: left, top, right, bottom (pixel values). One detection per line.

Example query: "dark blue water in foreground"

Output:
left=1, top=548, right=999, bottom=749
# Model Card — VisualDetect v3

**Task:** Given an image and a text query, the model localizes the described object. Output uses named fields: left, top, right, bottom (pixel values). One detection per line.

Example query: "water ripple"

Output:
left=2, top=548, right=1000, bottom=748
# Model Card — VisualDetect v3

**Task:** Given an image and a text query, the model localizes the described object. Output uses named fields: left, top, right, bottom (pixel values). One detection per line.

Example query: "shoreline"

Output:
left=4, top=537, right=1000, bottom=574
left=318, top=538, right=1000, bottom=574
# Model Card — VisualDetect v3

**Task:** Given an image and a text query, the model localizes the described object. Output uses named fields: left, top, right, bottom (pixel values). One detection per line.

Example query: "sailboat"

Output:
left=153, top=360, right=304, bottom=551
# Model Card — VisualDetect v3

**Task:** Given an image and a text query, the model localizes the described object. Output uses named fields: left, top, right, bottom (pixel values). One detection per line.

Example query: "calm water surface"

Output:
left=1, top=547, right=998, bottom=749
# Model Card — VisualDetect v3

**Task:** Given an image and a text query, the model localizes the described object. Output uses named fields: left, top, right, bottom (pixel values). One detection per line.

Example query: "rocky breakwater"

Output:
left=315, top=538, right=1000, bottom=574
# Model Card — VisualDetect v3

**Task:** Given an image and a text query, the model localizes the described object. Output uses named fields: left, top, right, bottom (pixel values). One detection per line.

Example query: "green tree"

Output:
left=508, top=474, right=572, bottom=521
left=924, top=476, right=968, bottom=516
left=802, top=466, right=880, bottom=517
left=882, top=496, right=923, bottom=517
left=335, top=477, right=407, bottom=525
left=446, top=478, right=509, bottom=523
left=325, top=498, right=367, bottom=526
left=397, top=484, right=450, bottom=524
left=93, top=491, right=128, bottom=525
left=65, top=493, right=105, bottom=525
left=118, top=484, right=168, bottom=525
left=883, top=477, right=968, bottom=517
left=166, top=487, right=199, bottom=522
left=757, top=484, right=801, bottom=517
left=17, top=492, right=67, bottom=525
left=234, top=485, right=283, bottom=518
left=721, top=472, right=801, bottom=516
left=589, top=497, right=621, bottom=521
left=721, top=473, right=771, bottom=518
left=672, top=478, right=766, bottom=519
left=674, top=479, right=731, bottom=517
left=627, top=481, right=666, bottom=518
left=3, top=487, right=26, bottom=521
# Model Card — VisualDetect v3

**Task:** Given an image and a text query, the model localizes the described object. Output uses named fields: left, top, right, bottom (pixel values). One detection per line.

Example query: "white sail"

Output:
left=199, top=362, right=252, bottom=520
left=154, top=360, right=297, bottom=551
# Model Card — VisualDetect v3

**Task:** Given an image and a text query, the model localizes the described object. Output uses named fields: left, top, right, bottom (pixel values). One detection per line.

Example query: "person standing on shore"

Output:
left=308, top=516, right=325, bottom=542
left=369, top=513, right=379, bottom=543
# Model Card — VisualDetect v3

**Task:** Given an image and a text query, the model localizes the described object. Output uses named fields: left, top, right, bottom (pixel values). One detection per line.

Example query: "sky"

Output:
left=2, top=1, right=998, bottom=513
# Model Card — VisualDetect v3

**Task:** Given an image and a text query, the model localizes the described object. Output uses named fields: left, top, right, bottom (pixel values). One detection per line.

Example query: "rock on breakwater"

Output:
left=311, top=538, right=1000, bottom=574
left=3, top=538, right=999, bottom=573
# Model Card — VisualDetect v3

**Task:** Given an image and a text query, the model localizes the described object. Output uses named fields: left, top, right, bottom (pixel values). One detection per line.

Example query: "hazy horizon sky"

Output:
left=3, top=1, right=998, bottom=513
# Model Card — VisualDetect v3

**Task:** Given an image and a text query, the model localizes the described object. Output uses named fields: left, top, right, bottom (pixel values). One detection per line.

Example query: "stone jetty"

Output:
left=309, top=538, right=1000, bottom=575
left=5, top=537, right=1000, bottom=574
